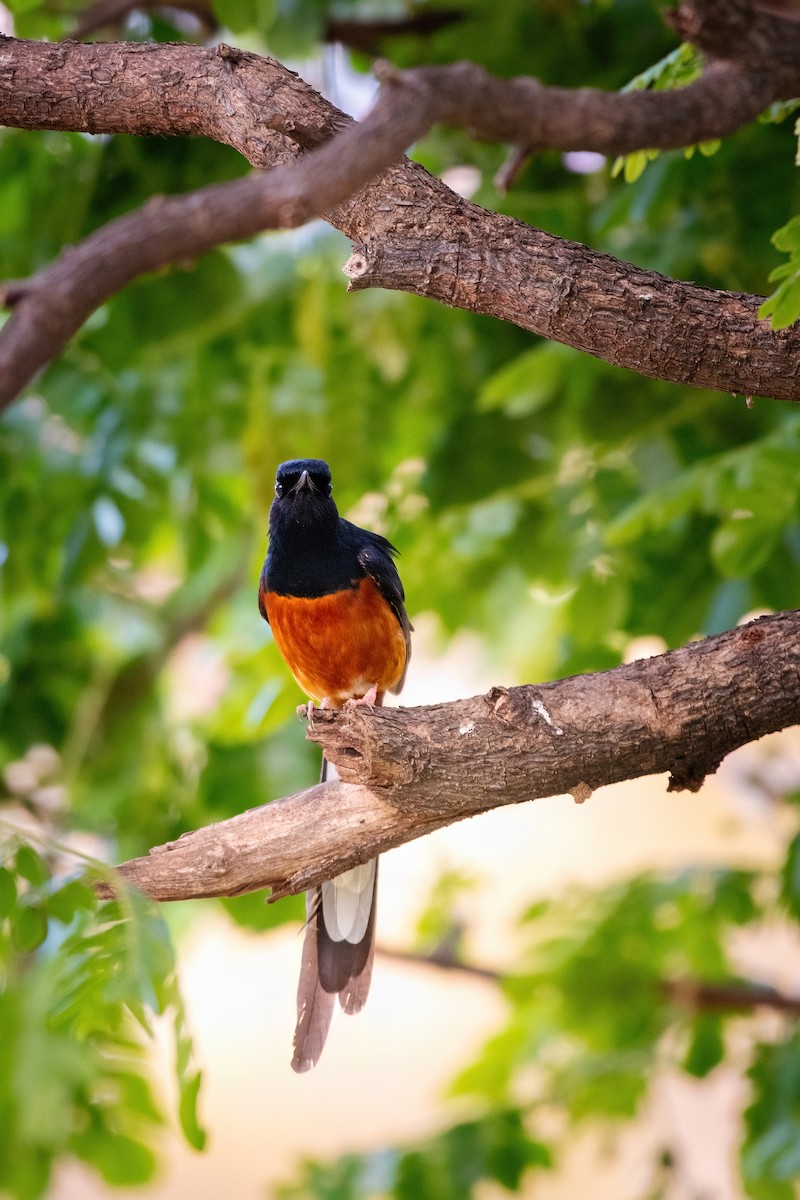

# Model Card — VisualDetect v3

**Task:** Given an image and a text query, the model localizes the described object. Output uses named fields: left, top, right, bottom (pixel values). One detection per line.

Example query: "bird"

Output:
left=258, top=458, right=412, bottom=1072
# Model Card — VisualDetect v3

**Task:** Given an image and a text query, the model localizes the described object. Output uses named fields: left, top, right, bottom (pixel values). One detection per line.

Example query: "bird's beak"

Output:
left=296, top=470, right=313, bottom=493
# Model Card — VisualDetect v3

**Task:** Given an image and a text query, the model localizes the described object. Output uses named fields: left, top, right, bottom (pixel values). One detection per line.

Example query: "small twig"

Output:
left=494, top=145, right=533, bottom=194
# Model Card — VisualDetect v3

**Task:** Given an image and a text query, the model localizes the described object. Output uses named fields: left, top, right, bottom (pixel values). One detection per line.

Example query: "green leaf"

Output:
left=761, top=214, right=800, bottom=328
left=712, top=870, right=758, bottom=926
left=112, top=1071, right=164, bottom=1125
left=395, top=1150, right=435, bottom=1200
left=11, top=903, right=48, bottom=952
left=610, top=45, right=703, bottom=183
left=623, top=151, right=649, bottom=183
left=710, top=515, right=781, bottom=578
left=484, top=1110, right=552, bottom=1187
left=780, top=831, right=800, bottom=920
left=607, top=470, right=702, bottom=544
left=766, top=260, right=800, bottom=283
left=72, top=1129, right=156, bottom=1185
left=477, top=344, right=569, bottom=417
left=559, top=1056, right=648, bottom=1119
left=758, top=99, right=800, bottom=126
left=742, top=1035, right=800, bottom=1198
left=0, top=866, right=17, bottom=917
left=45, top=879, right=96, bottom=924
left=759, top=276, right=800, bottom=330
left=14, top=846, right=50, bottom=887
left=771, top=214, right=800, bottom=254
left=620, top=43, right=701, bottom=95
left=178, top=1070, right=206, bottom=1151
left=684, top=1013, right=724, bottom=1078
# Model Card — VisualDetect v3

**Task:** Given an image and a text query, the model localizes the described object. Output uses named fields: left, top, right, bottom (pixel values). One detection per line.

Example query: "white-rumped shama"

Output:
left=259, top=458, right=411, bottom=1071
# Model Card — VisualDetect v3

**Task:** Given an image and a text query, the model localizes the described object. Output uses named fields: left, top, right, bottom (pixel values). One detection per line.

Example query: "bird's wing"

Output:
left=355, top=529, right=413, bottom=668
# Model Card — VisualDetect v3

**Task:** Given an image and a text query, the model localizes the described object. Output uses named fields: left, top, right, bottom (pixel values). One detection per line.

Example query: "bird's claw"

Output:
left=298, top=697, right=333, bottom=724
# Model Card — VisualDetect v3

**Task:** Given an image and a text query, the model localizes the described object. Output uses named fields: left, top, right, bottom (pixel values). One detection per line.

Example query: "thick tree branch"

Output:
left=340, top=223, right=800, bottom=404
left=0, top=39, right=784, bottom=155
left=100, top=611, right=800, bottom=904
left=2, top=1, right=800, bottom=405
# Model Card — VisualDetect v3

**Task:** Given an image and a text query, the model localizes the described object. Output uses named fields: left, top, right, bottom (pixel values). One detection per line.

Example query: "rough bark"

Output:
left=100, top=610, right=800, bottom=905
left=2, top=0, right=800, bottom=405
left=342, top=218, right=800, bottom=403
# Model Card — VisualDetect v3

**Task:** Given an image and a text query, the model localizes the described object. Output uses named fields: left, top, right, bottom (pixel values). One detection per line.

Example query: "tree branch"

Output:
left=376, top=945, right=503, bottom=983
left=98, top=611, right=800, bottom=904
left=664, top=978, right=800, bottom=1015
left=2, top=2, right=800, bottom=405
left=70, top=2, right=465, bottom=47
left=378, top=947, right=800, bottom=1016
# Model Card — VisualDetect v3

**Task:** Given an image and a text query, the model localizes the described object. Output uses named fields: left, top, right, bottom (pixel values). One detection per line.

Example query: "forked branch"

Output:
left=2, top=0, right=800, bottom=404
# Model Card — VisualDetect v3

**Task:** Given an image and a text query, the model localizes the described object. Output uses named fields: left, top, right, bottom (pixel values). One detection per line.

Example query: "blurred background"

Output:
left=3, top=1, right=800, bottom=1198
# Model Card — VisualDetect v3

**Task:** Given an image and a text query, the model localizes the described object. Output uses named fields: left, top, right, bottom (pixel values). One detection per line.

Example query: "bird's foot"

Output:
left=298, top=697, right=333, bottom=723
left=344, top=686, right=378, bottom=711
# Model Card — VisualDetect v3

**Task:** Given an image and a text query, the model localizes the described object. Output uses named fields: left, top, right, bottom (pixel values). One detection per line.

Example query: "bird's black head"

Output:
left=270, top=458, right=339, bottom=534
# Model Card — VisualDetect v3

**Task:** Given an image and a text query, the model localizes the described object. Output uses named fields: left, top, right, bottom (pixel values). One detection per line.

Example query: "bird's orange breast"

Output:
left=261, top=577, right=407, bottom=705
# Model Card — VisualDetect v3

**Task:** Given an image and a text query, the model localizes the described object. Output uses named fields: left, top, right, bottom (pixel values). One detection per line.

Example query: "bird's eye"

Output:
left=327, top=483, right=333, bottom=496
left=275, top=482, right=284, bottom=498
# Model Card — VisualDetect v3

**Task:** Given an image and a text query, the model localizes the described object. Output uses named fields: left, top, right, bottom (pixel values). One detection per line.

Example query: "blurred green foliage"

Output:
left=277, top=1108, right=552, bottom=1200
left=282, top=866, right=800, bottom=1199
left=2, top=0, right=800, bottom=1194
left=0, top=837, right=203, bottom=1199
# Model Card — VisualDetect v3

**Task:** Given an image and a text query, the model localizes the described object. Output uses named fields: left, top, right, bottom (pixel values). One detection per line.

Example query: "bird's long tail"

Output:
left=291, top=754, right=378, bottom=1073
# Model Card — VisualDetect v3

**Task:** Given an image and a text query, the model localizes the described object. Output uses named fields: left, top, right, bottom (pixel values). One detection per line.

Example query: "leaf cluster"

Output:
left=0, top=836, right=204, bottom=1199
left=283, top=850, right=800, bottom=1200
left=277, top=1108, right=551, bottom=1200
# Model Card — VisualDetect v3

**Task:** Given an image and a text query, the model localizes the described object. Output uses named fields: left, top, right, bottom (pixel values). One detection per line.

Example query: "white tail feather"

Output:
left=321, top=860, right=377, bottom=944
